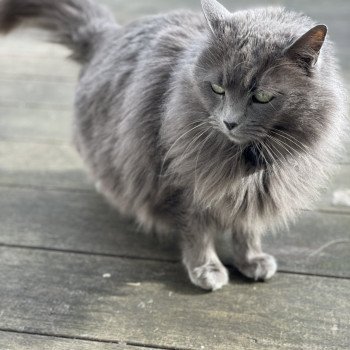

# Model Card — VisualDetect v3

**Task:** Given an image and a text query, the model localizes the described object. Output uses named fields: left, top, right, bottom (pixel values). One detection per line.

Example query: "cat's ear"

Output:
left=285, top=25, right=328, bottom=70
left=201, top=0, right=231, bottom=34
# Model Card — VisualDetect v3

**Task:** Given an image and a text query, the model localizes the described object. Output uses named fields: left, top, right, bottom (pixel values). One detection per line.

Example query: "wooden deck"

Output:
left=0, top=1, right=349, bottom=349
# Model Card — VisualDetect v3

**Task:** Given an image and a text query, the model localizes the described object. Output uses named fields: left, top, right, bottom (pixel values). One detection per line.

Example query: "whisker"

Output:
left=268, top=141, right=288, bottom=167
left=160, top=121, right=207, bottom=176
left=270, top=129, right=309, bottom=152
left=194, top=131, right=214, bottom=194
left=269, top=101, right=277, bottom=112
left=261, top=140, right=283, bottom=173
left=177, top=127, right=211, bottom=165
left=265, top=134, right=295, bottom=160
left=255, top=142, right=271, bottom=170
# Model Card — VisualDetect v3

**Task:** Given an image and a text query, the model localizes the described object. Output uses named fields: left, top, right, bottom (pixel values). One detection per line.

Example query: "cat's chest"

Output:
left=200, top=171, right=278, bottom=228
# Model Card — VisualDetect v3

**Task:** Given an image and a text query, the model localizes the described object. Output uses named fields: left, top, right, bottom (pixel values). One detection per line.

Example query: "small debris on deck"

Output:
left=332, top=189, right=350, bottom=206
left=127, top=282, right=141, bottom=286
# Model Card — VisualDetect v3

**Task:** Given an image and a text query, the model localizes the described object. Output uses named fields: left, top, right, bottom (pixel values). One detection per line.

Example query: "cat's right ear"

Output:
left=201, top=0, right=231, bottom=34
left=285, top=25, right=328, bottom=70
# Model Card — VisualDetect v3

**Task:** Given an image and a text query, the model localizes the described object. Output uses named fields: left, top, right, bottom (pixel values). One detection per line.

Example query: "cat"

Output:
left=0, top=0, right=347, bottom=291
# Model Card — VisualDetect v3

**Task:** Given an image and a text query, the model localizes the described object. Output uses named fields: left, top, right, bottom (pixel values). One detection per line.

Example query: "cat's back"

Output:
left=76, top=10, right=206, bottom=125
left=121, top=11, right=205, bottom=48
left=82, top=10, right=205, bottom=78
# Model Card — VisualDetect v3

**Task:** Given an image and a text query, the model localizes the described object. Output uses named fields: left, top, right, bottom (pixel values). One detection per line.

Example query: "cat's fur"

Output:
left=0, top=0, right=347, bottom=290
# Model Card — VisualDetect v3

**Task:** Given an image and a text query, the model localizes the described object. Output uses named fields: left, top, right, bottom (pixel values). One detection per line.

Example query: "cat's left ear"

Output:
left=285, top=25, right=328, bottom=70
left=201, top=0, right=231, bottom=34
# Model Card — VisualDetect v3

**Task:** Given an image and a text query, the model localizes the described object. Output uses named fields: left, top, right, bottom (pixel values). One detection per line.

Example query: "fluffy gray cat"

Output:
left=0, top=0, right=347, bottom=290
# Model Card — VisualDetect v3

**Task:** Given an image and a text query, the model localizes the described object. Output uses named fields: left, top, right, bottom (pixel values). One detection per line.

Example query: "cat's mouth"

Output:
left=224, top=133, right=269, bottom=171
left=226, top=133, right=251, bottom=145
left=223, top=126, right=265, bottom=146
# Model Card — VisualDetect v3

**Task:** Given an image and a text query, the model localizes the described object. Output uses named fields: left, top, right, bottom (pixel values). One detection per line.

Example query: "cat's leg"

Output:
left=182, top=226, right=229, bottom=291
left=231, top=231, right=277, bottom=281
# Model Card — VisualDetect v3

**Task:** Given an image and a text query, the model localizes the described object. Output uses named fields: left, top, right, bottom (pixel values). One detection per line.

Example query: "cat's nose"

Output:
left=223, top=120, right=238, bottom=131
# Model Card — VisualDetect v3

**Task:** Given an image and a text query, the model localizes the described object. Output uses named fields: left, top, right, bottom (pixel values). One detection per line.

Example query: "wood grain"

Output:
left=0, top=107, right=72, bottom=142
left=0, top=187, right=177, bottom=261
left=0, top=331, right=150, bottom=350
left=0, top=247, right=349, bottom=350
left=0, top=141, right=91, bottom=191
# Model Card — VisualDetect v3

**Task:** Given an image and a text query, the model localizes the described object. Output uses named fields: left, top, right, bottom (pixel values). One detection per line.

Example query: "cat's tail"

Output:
left=0, top=0, right=117, bottom=62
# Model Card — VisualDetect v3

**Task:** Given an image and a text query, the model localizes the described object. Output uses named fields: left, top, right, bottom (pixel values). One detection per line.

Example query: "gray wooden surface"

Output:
left=0, top=331, right=149, bottom=350
left=1, top=247, right=350, bottom=350
left=0, top=1, right=349, bottom=349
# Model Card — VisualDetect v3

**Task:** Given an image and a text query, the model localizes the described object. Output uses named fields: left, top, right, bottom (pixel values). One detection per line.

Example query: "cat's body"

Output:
left=0, top=0, right=347, bottom=290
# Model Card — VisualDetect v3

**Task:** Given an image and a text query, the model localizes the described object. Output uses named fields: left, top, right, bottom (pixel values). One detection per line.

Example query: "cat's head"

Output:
left=194, top=0, right=334, bottom=167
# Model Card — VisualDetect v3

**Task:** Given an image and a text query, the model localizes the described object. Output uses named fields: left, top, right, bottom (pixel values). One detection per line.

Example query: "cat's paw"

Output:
left=237, top=254, right=277, bottom=281
left=187, top=260, right=229, bottom=291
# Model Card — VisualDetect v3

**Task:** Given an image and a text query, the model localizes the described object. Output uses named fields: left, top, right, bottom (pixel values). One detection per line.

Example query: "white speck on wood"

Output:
left=102, top=273, right=111, bottom=278
left=332, top=189, right=350, bottom=206
left=138, top=302, right=146, bottom=308
left=127, top=282, right=141, bottom=286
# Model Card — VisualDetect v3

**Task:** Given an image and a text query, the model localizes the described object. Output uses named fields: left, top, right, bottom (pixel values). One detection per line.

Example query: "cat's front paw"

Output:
left=237, top=254, right=277, bottom=281
left=186, top=260, right=229, bottom=291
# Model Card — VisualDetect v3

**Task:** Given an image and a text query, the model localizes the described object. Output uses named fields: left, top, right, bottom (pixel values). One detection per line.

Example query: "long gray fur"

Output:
left=0, top=0, right=347, bottom=290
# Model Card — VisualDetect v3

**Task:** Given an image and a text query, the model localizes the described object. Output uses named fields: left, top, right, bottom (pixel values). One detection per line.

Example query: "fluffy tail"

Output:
left=0, top=0, right=117, bottom=62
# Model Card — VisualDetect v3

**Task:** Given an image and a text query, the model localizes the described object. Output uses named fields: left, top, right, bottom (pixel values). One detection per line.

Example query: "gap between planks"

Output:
left=0, top=329, right=185, bottom=350
left=0, top=242, right=349, bottom=281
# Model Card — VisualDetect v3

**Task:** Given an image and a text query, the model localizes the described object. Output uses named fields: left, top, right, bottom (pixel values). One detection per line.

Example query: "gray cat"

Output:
left=0, top=0, right=347, bottom=290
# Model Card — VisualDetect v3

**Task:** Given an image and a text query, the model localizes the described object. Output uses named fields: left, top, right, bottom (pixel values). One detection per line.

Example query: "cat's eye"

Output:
left=211, top=83, right=225, bottom=95
left=253, top=91, right=274, bottom=104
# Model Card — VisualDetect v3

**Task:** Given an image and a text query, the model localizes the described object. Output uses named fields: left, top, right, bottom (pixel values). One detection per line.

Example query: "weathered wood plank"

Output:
left=0, top=107, right=71, bottom=142
left=0, top=187, right=349, bottom=277
left=0, top=57, right=78, bottom=81
left=0, top=142, right=91, bottom=191
left=0, top=187, right=177, bottom=261
left=264, top=210, right=350, bottom=277
left=0, top=247, right=349, bottom=350
left=317, top=164, right=350, bottom=210
left=0, top=29, right=71, bottom=57
left=0, top=331, right=149, bottom=350
left=0, top=79, right=75, bottom=109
